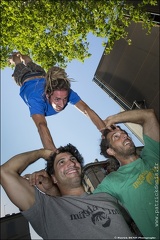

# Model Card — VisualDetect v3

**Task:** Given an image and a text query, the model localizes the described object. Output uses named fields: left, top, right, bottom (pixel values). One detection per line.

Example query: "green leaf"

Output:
left=1, top=0, right=158, bottom=69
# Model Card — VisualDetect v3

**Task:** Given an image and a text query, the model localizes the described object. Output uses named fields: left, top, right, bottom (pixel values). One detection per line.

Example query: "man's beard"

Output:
left=112, top=144, right=136, bottom=159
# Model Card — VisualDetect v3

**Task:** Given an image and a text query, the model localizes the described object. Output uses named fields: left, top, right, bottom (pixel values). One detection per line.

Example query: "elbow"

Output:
left=83, top=109, right=89, bottom=117
left=0, top=165, right=6, bottom=177
left=146, top=109, right=156, bottom=118
left=76, top=100, right=91, bottom=117
left=0, top=165, right=8, bottom=185
left=139, top=109, right=157, bottom=125
left=0, top=166, right=3, bottom=184
left=149, top=108, right=155, bottom=114
left=81, top=105, right=91, bottom=117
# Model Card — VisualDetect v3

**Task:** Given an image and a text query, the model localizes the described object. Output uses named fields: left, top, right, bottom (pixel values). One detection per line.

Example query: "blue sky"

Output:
left=1, top=34, right=142, bottom=239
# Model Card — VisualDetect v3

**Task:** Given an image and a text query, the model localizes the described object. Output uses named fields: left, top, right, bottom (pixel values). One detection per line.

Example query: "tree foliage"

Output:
left=0, top=0, right=158, bottom=70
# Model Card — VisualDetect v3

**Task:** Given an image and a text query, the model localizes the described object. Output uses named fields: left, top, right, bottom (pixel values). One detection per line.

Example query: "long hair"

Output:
left=46, top=143, right=84, bottom=176
left=45, top=66, right=72, bottom=97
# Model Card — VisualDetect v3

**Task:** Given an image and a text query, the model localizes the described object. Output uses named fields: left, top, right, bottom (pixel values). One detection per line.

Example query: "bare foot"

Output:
left=8, top=53, right=21, bottom=66
left=17, top=53, right=32, bottom=65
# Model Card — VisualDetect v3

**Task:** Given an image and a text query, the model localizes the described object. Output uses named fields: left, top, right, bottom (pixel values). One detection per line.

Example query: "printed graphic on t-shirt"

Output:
left=133, top=164, right=159, bottom=188
left=70, top=204, right=120, bottom=228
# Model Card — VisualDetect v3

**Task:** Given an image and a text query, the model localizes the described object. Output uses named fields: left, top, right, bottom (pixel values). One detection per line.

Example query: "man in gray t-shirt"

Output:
left=1, top=144, right=135, bottom=239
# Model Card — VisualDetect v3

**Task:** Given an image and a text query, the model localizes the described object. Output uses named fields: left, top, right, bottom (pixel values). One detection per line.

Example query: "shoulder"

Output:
left=69, top=89, right=81, bottom=104
left=93, top=175, right=114, bottom=193
left=20, top=79, right=45, bottom=98
left=142, top=134, right=159, bottom=159
left=143, top=134, right=159, bottom=144
left=143, top=134, right=159, bottom=152
left=69, top=89, right=79, bottom=96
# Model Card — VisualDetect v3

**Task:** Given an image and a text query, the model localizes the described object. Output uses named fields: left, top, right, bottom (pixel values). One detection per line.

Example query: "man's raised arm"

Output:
left=32, top=114, right=57, bottom=152
left=104, top=109, right=159, bottom=142
left=0, top=149, right=53, bottom=211
left=75, top=100, right=106, bottom=132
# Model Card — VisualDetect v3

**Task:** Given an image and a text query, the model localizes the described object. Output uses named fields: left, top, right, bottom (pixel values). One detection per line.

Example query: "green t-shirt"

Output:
left=94, top=135, right=159, bottom=239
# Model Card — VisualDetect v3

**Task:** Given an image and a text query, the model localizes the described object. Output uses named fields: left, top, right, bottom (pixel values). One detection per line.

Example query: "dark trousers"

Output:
left=12, top=61, right=46, bottom=86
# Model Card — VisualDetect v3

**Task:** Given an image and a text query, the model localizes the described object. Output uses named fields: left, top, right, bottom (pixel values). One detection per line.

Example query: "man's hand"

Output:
left=23, top=169, right=61, bottom=196
left=103, top=109, right=159, bottom=142
left=103, top=115, right=118, bottom=130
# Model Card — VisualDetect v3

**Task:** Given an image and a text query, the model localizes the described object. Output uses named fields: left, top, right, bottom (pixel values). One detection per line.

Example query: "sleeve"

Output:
left=68, top=89, right=81, bottom=105
left=143, top=134, right=159, bottom=155
left=22, top=188, right=47, bottom=239
left=27, top=97, right=46, bottom=116
left=93, top=176, right=118, bottom=199
left=141, top=134, right=159, bottom=166
left=20, top=80, right=46, bottom=116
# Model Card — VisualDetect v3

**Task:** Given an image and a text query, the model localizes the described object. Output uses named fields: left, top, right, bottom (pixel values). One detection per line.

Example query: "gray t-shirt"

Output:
left=22, top=188, right=135, bottom=239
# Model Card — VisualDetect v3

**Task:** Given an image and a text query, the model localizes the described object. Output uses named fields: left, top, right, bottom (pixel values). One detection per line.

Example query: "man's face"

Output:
left=107, top=128, right=135, bottom=157
left=49, top=90, right=69, bottom=112
left=52, top=152, right=82, bottom=187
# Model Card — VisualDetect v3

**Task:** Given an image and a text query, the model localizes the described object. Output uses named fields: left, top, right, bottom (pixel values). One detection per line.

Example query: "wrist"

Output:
left=37, top=149, right=46, bottom=159
left=40, top=149, right=53, bottom=160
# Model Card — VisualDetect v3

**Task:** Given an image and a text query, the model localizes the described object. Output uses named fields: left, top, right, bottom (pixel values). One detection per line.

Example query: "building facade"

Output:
left=93, top=20, right=159, bottom=119
left=93, top=3, right=159, bottom=141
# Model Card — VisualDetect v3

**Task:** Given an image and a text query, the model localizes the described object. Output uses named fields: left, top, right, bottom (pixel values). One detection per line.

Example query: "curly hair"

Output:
left=46, top=143, right=84, bottom=176
left=100, top=128, right=113, bottom=158
left=45, top=66, right=72, bottom=97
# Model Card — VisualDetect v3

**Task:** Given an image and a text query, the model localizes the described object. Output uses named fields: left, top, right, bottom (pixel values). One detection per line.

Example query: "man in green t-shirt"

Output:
left=94, top=108, right=159, bottom=239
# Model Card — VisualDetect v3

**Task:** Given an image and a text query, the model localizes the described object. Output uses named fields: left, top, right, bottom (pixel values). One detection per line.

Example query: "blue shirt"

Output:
left=20, top=78, right=81, bottom=116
